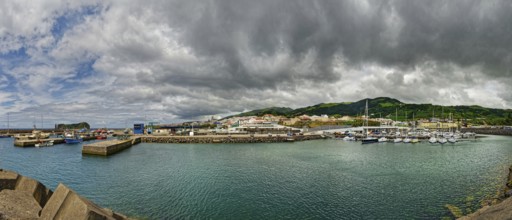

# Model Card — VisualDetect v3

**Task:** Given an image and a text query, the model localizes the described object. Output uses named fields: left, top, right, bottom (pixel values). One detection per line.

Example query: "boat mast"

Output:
left=365, top=99, right=369, bottom=138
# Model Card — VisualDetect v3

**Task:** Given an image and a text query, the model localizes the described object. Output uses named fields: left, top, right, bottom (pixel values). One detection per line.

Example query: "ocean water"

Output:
left=1, top=135, right=512, bottom=219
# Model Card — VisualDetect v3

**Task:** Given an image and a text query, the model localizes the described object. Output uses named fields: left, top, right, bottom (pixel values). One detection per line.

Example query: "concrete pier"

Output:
left=14, top=138, right=64, bottom=147
left=82, top=138, right=140, bottom=156
left=14, top=136, right=97, bottom=147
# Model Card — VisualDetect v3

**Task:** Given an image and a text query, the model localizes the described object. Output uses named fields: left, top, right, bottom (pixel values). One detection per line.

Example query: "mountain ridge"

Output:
left=230, top=97, right=512, bottom=125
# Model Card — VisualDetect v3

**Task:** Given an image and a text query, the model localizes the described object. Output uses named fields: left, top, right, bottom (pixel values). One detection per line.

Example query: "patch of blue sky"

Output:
left=50, top=58, right=98, bottom=98
left=0, top=47, right=30, bottom=67
left=51, top=5, right=103, bottom=42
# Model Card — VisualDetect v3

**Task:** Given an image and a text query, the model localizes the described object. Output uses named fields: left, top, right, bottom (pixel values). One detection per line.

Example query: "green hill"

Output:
left=236, top=107, right=294, bottom=117
left=232, top=97, right=512, bottom=125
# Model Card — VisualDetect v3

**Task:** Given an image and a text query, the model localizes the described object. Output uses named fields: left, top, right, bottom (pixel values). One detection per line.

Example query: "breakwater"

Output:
left=140, top=134, right=324, bottom=144
left=0, top=169, right=128, bottom=219
left=462, top=128, right=512, bottom=136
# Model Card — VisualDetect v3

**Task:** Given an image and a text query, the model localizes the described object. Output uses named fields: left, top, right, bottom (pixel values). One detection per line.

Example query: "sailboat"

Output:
left=362, top=99, right=378, bottom=144
left=393, top=108, right=402, bottom=143
left=0, top=113, right=11, bottom=138
left=411, top=113, right=419, bottom=143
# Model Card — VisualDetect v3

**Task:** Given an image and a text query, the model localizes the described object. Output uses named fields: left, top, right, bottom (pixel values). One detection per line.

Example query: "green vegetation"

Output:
left=236, top=107, right=293, bottom=117
left=56, top=122, right=90, bottom=129
left=232, top=97, right=512, bottom=126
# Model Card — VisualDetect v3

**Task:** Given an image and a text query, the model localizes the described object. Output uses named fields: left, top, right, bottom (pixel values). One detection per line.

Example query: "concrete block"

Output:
left=0, top=189, right=41, bottom=219
left=15, top=175, right=53, bottom=208
left=0, top=169, right=19, bottom=190
left=40, top=183, right=118, bottom=220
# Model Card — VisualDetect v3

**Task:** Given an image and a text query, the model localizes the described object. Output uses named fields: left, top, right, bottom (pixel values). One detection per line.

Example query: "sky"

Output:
left=1, top=0, right=512, bottom=128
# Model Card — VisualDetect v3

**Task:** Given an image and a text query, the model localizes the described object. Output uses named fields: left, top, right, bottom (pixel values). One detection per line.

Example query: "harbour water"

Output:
left=1, top=135, right=512, bottom=219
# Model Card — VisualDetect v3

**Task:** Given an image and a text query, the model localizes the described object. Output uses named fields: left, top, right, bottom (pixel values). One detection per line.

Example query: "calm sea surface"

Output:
left=1, top=135, right=512, bottom=219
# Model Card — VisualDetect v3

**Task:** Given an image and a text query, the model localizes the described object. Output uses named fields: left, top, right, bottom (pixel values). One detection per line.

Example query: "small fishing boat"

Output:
left=65, top=134, right=83, bottom=144
left=96, top=133, right=107, bottom=140
left=378, top=137, right=388, bottom=143
left=35, top=140, right=54, bottom=148
left=343, top=135, right=355, bottom=141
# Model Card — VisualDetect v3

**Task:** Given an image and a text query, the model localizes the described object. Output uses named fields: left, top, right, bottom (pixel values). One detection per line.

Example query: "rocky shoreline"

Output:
left=0, top=169, right=130, bottom=220
left=458, top=165, right=512, bottom=219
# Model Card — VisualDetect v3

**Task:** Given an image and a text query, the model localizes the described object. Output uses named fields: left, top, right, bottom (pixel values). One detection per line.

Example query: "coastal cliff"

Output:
left=0, top=169, right=129, bottom=220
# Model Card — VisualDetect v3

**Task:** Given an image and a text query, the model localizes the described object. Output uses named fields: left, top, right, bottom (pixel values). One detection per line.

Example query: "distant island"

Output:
left=230, top=97, right=512, bottom=126
left=55, top=122, right=90, bottom=130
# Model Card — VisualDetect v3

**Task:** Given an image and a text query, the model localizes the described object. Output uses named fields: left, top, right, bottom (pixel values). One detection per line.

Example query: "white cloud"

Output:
left=1, top=0, right=512, bottom=128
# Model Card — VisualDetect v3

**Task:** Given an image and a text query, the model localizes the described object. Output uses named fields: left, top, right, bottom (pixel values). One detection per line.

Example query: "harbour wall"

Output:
left=0, top=169, right=129, bottom=220
left=140, top=134, right=325, bottom=144
left=461, top=128, right=512, bottom=136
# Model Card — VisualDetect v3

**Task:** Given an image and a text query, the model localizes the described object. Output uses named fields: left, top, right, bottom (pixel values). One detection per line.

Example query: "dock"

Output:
left=14, top=138, right=65, bottom=147
left=82, top=137, right=141, bottom=156
left=13, top=136, right=97, bottom=147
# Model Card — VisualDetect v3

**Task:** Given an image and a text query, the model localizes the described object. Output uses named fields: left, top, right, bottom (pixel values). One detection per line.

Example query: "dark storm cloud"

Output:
left=158, top=0, right=512, bottom=80
left=109, top=0, right=512, bottom=119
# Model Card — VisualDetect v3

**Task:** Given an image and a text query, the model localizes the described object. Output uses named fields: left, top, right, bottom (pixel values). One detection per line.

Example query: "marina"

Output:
left=1, top=135, right=511, bottom=219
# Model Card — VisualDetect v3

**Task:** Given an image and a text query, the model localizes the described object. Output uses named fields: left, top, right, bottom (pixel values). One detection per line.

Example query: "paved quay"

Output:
left=82, top=137, right=141, bottom=156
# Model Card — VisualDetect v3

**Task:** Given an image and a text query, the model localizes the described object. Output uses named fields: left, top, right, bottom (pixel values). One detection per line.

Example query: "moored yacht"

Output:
left=361, top=99, right=378, bottom=144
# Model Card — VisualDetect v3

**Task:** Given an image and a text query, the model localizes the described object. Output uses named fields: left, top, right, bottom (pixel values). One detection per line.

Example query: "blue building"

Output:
left=133, top=123, right=144, bottom=134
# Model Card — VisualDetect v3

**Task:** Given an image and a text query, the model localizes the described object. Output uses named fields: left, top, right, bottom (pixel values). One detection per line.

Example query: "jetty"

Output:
left=82, top=137, right=141, bottom=156
left=14, top=136, right=97, bottom=147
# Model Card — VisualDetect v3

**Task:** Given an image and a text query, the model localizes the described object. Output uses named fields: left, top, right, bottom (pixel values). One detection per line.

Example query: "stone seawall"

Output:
left=462, top=128, right=512, bottom=136
left=0, top=169, right=129, bottom=220
left=140, top=134, right=325, bottom=144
